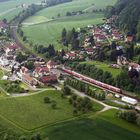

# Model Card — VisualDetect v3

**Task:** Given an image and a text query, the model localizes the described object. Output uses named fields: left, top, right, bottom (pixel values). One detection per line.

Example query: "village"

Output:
left=0, top=15, right=140, bottom=108
left=62, top=15, right=140, bottom=73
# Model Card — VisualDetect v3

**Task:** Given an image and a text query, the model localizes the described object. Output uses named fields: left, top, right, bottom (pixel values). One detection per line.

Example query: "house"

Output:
left=125, top=36, right=134, bottom=42
left=5, top=44, right=19, bottom=56
left=40, top=74, right=57, bottom=84
left=22, top=74, right=38, bottom=86
left=129, top=63, right=140, bottom=72
left=47, top=60, right=57, bottom=69
left=94, top=34, right=107, bottom=42
left=85, top=47, right=94, bottom=54
left=63, top=52, right=76, bottom=60
left=0, top=57, right=9, bottom=67
left=0, top=21, right=8, bottom=29
left=93, top=28, right=102, bottom=34
left=20, top=66, right=29, bottom=75
left=33, top=66, right=49, bottom=78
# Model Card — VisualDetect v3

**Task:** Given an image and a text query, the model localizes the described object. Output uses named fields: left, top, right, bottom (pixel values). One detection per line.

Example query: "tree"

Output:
left=62, top=28, right=67, bottom=43
left=73, top=109, right=78, bottom=116
left=63, top=85, right=71, bottom=95
left=51, top=102, right=57, bottom=109
left=25, top=61, right=34, bottom=70
left=44, top=97, right=51, bottom=103
left=136, top=115, right=140, bottom=126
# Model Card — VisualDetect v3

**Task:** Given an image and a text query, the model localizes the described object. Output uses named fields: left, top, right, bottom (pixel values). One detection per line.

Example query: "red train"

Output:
left=62, top=68, right=121, bottom=93
left=61, top=67, right=140, bottom=101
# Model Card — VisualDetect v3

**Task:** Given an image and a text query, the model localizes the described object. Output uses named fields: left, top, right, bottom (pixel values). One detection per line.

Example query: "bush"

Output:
left=44, top=97, right=51, bottom=104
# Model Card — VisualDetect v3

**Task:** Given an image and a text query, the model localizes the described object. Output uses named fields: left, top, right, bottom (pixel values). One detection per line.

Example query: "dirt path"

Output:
left=69, top=87, right=118, bottom=113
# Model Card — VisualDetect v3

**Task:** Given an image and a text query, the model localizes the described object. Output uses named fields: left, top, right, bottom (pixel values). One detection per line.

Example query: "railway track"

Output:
left=60, top=67, right=140, bottom=102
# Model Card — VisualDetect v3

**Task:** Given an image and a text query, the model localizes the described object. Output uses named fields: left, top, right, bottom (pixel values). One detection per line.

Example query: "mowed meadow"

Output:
left=0, top=0, right=42, bottom=21
left=22, top=0, right=117, bottom=49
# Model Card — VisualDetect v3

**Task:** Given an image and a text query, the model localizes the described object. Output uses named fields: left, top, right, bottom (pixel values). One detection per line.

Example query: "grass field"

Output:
left=0, top=90, right=103, bottom=130
left=43, top=118, right=140, bottom=140
left=22, top=0, right=117, bottom=49
left=0, top=0, right=42, bottom=21
left=23, top=13, right=104, bottom=50
left=81, top=61, right=121, bottom=77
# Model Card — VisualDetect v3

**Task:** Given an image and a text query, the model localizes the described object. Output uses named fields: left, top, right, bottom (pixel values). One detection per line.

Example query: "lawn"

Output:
left=81, top=61, right=121, bottom=77
left=22, top=0, right=117, bottom=49
left=42, top=118, right=140, bottom=140
left=0, top=90, right=103, bottom=130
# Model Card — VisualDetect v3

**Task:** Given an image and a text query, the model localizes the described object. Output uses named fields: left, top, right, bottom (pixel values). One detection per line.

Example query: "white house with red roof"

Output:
left=20, top=66, right=29, bottom=75
left=40, top=74, right=57, bottom=84
left=5, top=44, right=19, bottom=56
left=47, top=60, right=57, bottom=69
left=33, top=66, right=49, bottom=78
left=94, top=33, right=107, bottom=42
left=63, top=52, right=77, bottom=60
left=125, top=36, right=134, bottom=42
left=129, top=63, right=140, bottom=72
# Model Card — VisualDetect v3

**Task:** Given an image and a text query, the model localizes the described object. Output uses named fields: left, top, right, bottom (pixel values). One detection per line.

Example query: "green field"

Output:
left=44, top=118, right=140, bottom=140
left=22, top=0, right=117, bottom=49
left=0, top=90, right=103, bottom=130
left=81, top=61, right=121, bottom=77
left=0, top=0, right=42, bottom=21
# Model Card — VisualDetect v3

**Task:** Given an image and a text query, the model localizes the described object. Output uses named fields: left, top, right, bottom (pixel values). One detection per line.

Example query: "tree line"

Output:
left=68, top=62, right=140, bottom=94
left=117, top=110, right=140, bottom=127
left=65, top=77, right=106, bottom=101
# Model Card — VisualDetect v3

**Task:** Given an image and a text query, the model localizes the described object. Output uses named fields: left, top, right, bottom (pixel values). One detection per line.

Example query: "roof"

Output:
left=21, top=67, right=29, bottom=74
left=47, top=60, right=56, bottom=66
left=34, top=66, right=49, bottom=73
left=94, top=34, right=106, bottom=40
left=126, top=36, right=133, bottom=42
left=129, top=63, right=140, bottom=69
left=66, top=52, right=76, bottom=57
left=23, top=74, right=35, bottom=82
left=0, top=21, right=8, bottom=28
left=40, top=75, right=57, bottom=83
left=7, top=44, right=19, bottom=50
left=85, top=47, right=94, bottom=52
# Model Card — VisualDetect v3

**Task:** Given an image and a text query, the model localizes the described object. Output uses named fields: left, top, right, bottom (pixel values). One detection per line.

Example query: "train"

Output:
left=61, top=67, right=140, bottom=101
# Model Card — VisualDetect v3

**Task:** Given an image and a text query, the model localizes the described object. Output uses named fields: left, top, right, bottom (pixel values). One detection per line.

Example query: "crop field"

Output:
left=40, top=109, right=140, bottom=140
left=0, top=90, right=103, bottom=130
left=44, top=118, right=140, bottom=140
left=81, top=61, right=121, bottom=77
left=0, top=0, right=42, bottom=21
left=22, top=0, right=117, bottom=49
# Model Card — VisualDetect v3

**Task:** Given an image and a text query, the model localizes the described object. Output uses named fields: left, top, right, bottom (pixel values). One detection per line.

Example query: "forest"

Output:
left=106, top=0, right=140, bottom=41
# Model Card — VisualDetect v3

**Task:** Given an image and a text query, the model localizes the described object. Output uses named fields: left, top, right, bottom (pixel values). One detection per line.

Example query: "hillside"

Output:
left=107, top=0, right=140, bottom=40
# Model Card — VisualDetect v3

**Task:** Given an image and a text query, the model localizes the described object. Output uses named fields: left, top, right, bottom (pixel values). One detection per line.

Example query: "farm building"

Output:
left=121, top=96, right=138, bottom=105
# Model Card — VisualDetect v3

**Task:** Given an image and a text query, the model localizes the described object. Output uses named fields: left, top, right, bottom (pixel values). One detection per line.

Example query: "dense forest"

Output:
left=106, top=0, right=140, bottom=41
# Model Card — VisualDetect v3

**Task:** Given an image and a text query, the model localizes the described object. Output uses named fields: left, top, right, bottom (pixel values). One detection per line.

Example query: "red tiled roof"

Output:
left=126, top=36, right=133, bottom=42
left=67, top=52, right=76, bottom=57
left=40, top=75, right=57, bottom=83
left=7, top=44, right=19, bottom=50
left=47, top=60, right=56, bottom=66
left=94, top=34, right=106, bottom=39
left=34, top=66, right=49, bottom=73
